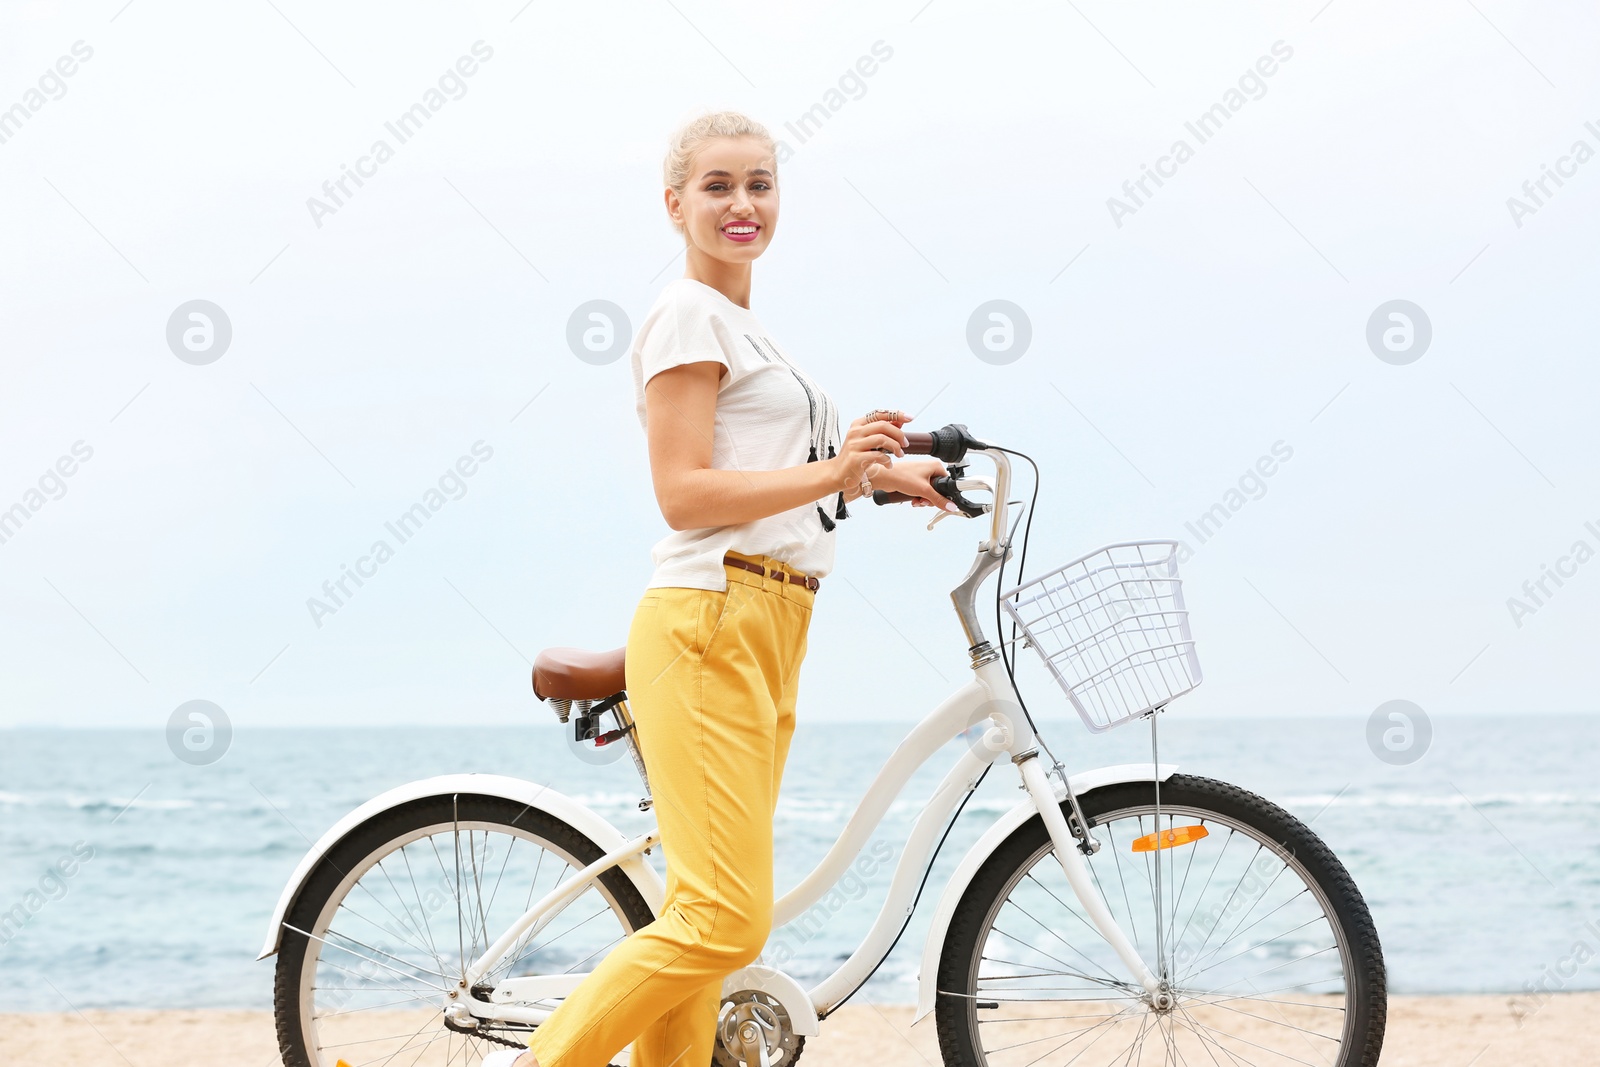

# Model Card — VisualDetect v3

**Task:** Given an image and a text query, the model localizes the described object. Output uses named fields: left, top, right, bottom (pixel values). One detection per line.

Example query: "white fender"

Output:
left=913, top=762, right=1178, bottom=1021
left=257, top=773, right=664, bottom=960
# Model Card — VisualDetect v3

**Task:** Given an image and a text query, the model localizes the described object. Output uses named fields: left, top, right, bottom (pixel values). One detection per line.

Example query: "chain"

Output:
left=441, top=1015, right=531, bottom=1051
left=472, top=1028, right=530, bottom=1050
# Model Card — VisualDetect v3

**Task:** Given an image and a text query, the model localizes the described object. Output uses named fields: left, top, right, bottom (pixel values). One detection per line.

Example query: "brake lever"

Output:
left=925, top=475, right=992, bottom=530
left=932, top=474, right=987, bottom=518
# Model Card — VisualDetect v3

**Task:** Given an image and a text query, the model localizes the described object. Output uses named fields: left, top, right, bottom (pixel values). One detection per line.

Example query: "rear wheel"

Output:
left=934, top=774, right=1386, bottom=1066
left=271, top=794, right=656, bottom=1067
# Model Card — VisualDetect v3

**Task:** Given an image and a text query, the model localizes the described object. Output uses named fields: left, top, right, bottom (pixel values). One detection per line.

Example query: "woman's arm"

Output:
left=644, top=361, right=907, bottom=531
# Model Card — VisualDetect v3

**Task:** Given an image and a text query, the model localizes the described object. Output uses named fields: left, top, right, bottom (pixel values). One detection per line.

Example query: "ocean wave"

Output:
left=0, top=791, right=206, bottom=813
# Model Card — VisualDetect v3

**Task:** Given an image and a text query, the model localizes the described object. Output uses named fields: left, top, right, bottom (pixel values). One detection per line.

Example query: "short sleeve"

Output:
left=636, top=284, right=735, bottom=389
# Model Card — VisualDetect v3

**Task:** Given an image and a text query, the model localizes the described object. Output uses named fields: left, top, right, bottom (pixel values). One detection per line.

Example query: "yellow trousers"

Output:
left=524, top=550, right=815, bottom=1067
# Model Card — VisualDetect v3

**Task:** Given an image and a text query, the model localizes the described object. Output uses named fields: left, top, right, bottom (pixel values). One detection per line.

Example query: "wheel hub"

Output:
left=1145, top=980, right=1178, bottom=1014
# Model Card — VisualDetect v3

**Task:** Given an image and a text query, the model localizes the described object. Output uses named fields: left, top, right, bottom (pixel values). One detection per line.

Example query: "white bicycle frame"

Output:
left=455, top=446, right=1167, bottom=1028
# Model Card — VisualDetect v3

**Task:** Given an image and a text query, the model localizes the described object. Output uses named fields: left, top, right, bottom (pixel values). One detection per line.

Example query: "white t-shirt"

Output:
left=631, top=278, right=847, bottom=591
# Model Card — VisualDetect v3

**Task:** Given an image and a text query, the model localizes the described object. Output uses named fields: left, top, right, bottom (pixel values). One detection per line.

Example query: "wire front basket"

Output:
left=1000, top=540, right=1202, bottom=733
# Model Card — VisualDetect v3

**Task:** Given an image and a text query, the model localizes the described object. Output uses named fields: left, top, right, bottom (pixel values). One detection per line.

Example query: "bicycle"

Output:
left=261, top=423, right=1386, bottom=1066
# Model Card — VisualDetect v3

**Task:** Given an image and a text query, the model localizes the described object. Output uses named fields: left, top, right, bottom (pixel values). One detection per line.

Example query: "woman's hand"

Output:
left=868, top=457, right=958, bottom=511
left=830, top=411, right=911, bottom=494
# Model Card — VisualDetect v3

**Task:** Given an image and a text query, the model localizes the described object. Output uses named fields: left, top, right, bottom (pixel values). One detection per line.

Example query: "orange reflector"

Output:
left=1131, top=825, right=1209, bottom=852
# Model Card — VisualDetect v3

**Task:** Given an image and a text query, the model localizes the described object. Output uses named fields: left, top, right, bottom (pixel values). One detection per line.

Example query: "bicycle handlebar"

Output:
left=901, top=422, right=988, bottom=462
left=873, top=422, right=992, bottom=517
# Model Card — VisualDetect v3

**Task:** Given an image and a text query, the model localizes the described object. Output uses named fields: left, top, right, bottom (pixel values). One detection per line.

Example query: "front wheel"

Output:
left=935, top=774, right=1386, bottom=1067
left=271, top=793, right=657, bottom=1067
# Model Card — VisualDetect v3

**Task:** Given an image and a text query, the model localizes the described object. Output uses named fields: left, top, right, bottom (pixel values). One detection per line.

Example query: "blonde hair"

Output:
left=663, top=110, right=777, bottom=235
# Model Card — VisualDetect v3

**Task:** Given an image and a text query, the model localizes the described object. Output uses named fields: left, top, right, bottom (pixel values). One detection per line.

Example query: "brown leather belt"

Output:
left=723, top=553, right=821, bottom=591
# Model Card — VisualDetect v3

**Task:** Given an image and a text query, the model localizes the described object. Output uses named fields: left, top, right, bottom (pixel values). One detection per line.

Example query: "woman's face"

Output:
left=669, top=135, right=778, bottom=264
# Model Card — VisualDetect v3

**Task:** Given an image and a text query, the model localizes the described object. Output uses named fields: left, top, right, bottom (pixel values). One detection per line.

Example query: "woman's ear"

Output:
left=663, top=186, right=682, bottom=230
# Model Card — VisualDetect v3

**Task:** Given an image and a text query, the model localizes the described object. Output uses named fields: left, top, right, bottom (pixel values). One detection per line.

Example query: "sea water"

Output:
left=0, top=714, right=1596, bottom=1010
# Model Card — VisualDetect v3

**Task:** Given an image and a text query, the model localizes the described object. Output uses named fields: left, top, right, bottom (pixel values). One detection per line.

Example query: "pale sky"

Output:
left=3, top=0, right=1598, bottom=728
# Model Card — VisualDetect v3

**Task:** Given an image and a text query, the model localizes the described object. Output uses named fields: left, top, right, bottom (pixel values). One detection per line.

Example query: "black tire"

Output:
left=272, top=794, right=657, bottom=1067
left=935, top=774, right=1385, bottom=1067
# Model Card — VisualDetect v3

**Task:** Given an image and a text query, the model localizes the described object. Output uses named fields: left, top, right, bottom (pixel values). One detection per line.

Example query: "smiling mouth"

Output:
left=722, top=223, right=759, bottom=239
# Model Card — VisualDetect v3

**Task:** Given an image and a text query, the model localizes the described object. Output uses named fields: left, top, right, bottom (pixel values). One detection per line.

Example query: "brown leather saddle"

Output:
left=530, top=646, right=626, bottom=702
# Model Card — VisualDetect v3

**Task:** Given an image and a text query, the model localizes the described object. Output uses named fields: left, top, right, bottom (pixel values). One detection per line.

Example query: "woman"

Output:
left=491, top=110, right=956, bottom=1067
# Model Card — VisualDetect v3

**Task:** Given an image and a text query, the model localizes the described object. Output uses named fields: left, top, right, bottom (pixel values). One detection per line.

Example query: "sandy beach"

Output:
left=1, top=993, right=1593, bottom=1066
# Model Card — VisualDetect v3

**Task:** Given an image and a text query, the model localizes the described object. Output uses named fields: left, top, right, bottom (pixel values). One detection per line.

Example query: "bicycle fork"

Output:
left=1013, top=751, right=1170, bottom=1007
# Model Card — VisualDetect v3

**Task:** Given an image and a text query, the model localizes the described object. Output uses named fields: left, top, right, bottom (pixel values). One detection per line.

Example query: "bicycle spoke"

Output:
left=289, top=923, right=453, bottom=990
left=1124, top=1009, right=1157, bottom=1066
left=1027, top=870, right=1125, bottom=947
left=1187, top=996, right=1342, bottom=1042
left=1188, top=859, right=1296, bottom=978
left=1166, top=819, right=1205, bottom=979
left=988, top=923, right=1138, bottom=990
left=1239, top=978, right=1343, bottom=1067
left=322, top=925, right=455, bottom=982
left=980, top=956, right=1122, bottom=983
left=427, top=833, right=465, bottom=976
left=481, top=832, right=519, bottom=921
left=1170, top=827, right=1239, bottom=958
left=313, top=953, right=443, bottom=992
left=1002, top=893, right=1131, bottom=987
left=1179, top=886, right=1310, bottom=982
left=1173, top=1001, right=1256, bottom=1067
left=375, top=852, right=451, bottom=980
left=1179, top=988, right=1346, bottom=1011
left=980, top=1012, right=1130, bottom=1025
left=326, top=891, right=446, bottom=975
left=466, top=829, right=492, bottom=963
left=1016, top=1001, right=1139, bottom=1067
left=319, top=1024, right=457, bottom=1050
left=1100, top=820, right=1141, bottom=952
left=316, top=992, right=447, bottom=1018
left=986, top=1004, right=1125, bottom=1067
left=1183, top=841, right=1267, bottom=970
left=1176, top=1008, right=1326, bottom=1067
left=398, top=845, right=451, bottom=978
left=1194, top=943, right=1338, bottom=992
left=508, top=903, right=615, bottom=974
left=1022, top=872, right=1146, bottom=985
left=1180, top=914, right=1330, bottom=986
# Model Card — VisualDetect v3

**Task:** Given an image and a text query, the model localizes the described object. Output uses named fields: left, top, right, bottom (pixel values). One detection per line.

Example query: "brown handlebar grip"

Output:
left=872, top=489, right=915, bottom=505
left=902, top=431, right=934, bottom=455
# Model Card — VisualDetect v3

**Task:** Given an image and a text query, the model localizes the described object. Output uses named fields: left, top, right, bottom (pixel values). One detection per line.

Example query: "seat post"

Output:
left=609, top=696, right=653, bottom=811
